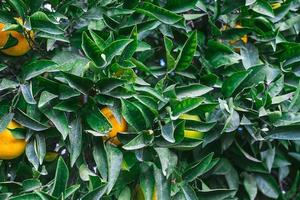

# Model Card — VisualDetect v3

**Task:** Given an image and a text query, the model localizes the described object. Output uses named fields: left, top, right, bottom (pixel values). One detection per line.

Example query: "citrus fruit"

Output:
left=222, top=23, right=248, bottom=45
left=0, top=121, right=26, bottom=160
left=271, top=3, right=281, bottom=9
left=100, top=107, right=127, bottom=145
left=179, top=114, right=204, bottom=140
left=234, top=24, right=248, bottom=44
left=0, top=18, right=34, bottom=56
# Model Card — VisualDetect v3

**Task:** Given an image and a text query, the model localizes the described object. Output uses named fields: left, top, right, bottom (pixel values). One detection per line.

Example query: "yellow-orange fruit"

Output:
left=271, top=3, right=281, bottom=9
left=0, top=121, right=26, bottom=160
left=101, top=107, right=127, bottom=145
left=179, top=114, right=204, bottom=140
left=0, top=18, right=34, bottom=56
left=234, top=24, right=248, bottom=44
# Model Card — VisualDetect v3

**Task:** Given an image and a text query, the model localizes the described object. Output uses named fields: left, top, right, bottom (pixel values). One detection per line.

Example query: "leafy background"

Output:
left=1, top=0, right=300, bottom=199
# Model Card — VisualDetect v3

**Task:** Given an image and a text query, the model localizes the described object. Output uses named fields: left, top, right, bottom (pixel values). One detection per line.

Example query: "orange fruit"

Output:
left=100, top=107, right=127, bottom=145
left=271, top=3, right=281, bottom=9
left=234, top=24, right=248, bottom=44
left=0, top=121, right=26, bottom=160
left=222, top=23, right=248, bottom=45
left=0, top=18, right=34, bottom=56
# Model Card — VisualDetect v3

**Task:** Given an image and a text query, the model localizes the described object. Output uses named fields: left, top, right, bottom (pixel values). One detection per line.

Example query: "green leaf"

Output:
left=161, top=121, right=175, bottom=143
left=180, top=183, right=198, bottom=200
left=10, top=193, right=41, bottom=200
left=82, top=32, right=106, bottom=67
left=119, top=26, right=138, bottom=63
left=175, top=31, right=197, bottom=71
left=65, top=185, right=81, bottom=199
left=255, top=174, right=280, bottom=199
left=30, top=11, right=64, bottom=34
left=82, top=185, right=107, bottom=200
left=175, top=84, right=213, bottom=99
left=0, top=78, right=18, bottom=91
left=69, top=118, right=82, bottom=166
left=89, top=30, right=106, bottom=51
left=140, top=165, right=155, bottom=200
left=121, top=99, right=147, bottom=131
left=222, top=70, right=251, bottom=97
left=22, top=179, right=41, bottom=192
left=118, top=187, right=131, bottom=200
left=93, top=140, right=108, bottom=181
left=240, top=43, right=260, bottom=69
left=106, top=144, right=123, bottom=194
left=86, top=106, right=112, bottom=135
left=38, top=91, right=57, bottom=108
left=267, top=126, right=300, bottom=140
left=252, top=0, right=275, bottom=18
left=20, top=83, right=36, bottom=104
left=197, top=189, right=236, bottom=199
left=166, top=0, right=198, bottom=12
left=14, top=109, right=49, bottom=131
left=8, top=0, right=26, bottom=18
left=103, top=39, right=133, bottom=64
left=63, top=72, right=94, bottom=95
left=51, top=157, right=69, bottom=198
left=164, top=36, right=176, bottom=71
left=154, top=148, right=177, bottom=178
left=0, top=113, right=14, bottom=132
left=42, top=107, right=69, bottom=139
left=134, top=86, right=165, bottom=102
left=22, top=60, right=59, bottom=80
left=243, top=173, right=257, bottom=200
left=136, top=2, right=183, bottom=24
left=95, top=78, right=125, bottom=93
left=171, top=97, right=204, bottom=119
left=122, top=131, right=154, bottom=150
left=25, top=140, right=39, bottom=170
left=183, top=152, right=215, bottom=182
left=288, top=81, right=300, bottom=112
left=154, top=166, right=171, bottom=200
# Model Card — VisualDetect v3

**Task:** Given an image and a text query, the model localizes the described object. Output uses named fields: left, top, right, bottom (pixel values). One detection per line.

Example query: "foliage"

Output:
left=1, top=0, right=300, bottom=199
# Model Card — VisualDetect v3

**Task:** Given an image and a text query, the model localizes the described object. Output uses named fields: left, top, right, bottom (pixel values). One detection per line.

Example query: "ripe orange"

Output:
left=0, top=121, right=26, bottom=160
left=0, top=18, right=34, bottom=56
left=100, top=107, right=127, bottom=145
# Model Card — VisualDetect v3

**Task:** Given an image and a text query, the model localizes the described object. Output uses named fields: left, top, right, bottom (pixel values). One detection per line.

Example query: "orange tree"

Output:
left=1, top=0, right=300, bottom=199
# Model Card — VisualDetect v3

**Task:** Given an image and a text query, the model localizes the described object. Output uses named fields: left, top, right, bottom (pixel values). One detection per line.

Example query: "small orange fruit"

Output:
left=222, top=23, right=248, bottom=46
left=100, top=107, right=127, bottom=145
left=0, top=18, right=34, bottom=56
left=234, top=24, right=248, bottom=44
left=0, top=121, right=26, bottom=160
left=271, top=2, right=281, bottom=9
